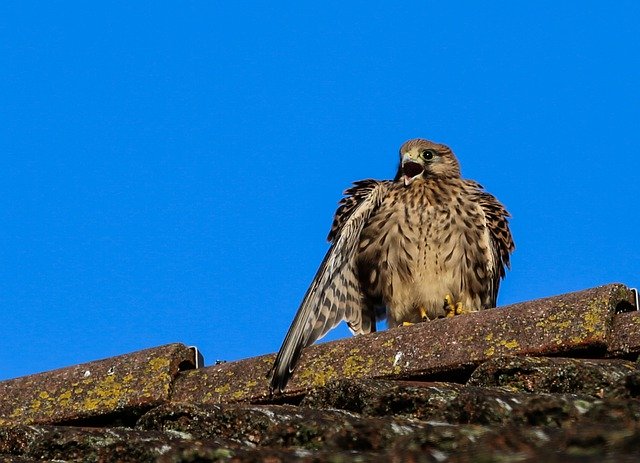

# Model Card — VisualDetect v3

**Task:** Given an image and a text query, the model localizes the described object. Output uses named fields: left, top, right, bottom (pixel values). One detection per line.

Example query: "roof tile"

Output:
left=467, top=356, right=637, bottom=397
left=1, top=284, right=639, bottom=461
left=172, top=283, right=634, bottom=403
left=0, top=343, right=196, bottom=425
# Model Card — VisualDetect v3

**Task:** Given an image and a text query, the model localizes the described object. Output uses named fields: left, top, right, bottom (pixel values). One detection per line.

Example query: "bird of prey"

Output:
left=268, top=138, right=514, bottom=392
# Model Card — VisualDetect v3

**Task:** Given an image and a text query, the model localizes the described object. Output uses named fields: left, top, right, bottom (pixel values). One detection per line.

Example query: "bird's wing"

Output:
left=468, top=180, right=515, bottom=306
left=268, top=180, right=390, bottom=392
left=327, top=179, right=383, bottom=243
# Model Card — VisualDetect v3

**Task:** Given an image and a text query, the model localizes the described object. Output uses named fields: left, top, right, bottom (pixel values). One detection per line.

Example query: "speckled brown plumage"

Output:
left=269, top=138, right=514, bottom=392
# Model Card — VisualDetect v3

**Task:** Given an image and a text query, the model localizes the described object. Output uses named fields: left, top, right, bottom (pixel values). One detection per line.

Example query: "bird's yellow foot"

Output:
left=444, top=294, right=466, bottom=317
left=402, top=306, right=429, bottom=326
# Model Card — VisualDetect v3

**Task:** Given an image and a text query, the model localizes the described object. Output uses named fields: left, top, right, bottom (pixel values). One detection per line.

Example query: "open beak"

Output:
left=401, top=154, right=424, bottom=185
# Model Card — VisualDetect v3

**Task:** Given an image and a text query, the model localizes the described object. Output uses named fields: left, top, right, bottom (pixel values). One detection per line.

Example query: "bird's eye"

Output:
left=421, top=150, right=435, bottom=160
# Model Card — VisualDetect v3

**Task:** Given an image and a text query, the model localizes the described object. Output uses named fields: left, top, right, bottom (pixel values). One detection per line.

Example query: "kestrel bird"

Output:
left=268, top=138, right=514, bottom=392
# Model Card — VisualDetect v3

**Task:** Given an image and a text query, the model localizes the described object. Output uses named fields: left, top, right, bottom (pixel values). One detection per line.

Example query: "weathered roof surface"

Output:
left=0, top=343, right=197, bottom=425
left=1, top=283, right=639, bottom=462
left=174, top=283, right=635, bottom=403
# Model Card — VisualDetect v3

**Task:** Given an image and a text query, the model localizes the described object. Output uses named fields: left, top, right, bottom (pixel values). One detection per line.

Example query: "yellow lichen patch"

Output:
left=535, top=312, right=572, bottom=330
left=485, top=333, right=494, bottom=342
left=298, top=364, right=337, bottom=387
left=384, top=358, right=402, bottom=375
left=232, top=389, right=248, bottom=401
left=245, top=380, right=258, bottom=388
left=343, top=354, right=374, bottom=378
left=483, top=338, right=518, bottom=357
left=382, top=338, right=395, bottom=348
left=214, top=384, right=231, bottom=395
left=294, top=346, right=343, bottom=387
left=82, top=374, right=126, bottom=412
left=57, top=389, right=72, bottom=403
left=582, top=302, right=604, bottom=333
left=148, top=357, right=170, bottom=372
left=38, top=391, right=50, bottom=400
left=500, top=339, right=519, bottom=349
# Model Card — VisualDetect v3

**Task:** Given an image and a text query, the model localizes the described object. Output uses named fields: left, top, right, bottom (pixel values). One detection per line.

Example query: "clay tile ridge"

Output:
left=0, top=283, right=637, bottom=420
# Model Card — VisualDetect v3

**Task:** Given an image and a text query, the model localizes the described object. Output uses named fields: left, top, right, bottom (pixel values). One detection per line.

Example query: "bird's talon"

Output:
left=444, top=294, right=456, bottom=317
left=419, top=306, right=428, bottom=321
left=402, top=321, right=415, bottom=326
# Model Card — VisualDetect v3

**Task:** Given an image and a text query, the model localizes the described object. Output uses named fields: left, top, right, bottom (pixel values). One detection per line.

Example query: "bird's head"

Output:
left=394, top=138, right=461, bottom=185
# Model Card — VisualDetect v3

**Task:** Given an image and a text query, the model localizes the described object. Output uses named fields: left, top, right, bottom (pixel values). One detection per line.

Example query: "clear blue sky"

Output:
left=1, top=2, right=639, bottom=381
